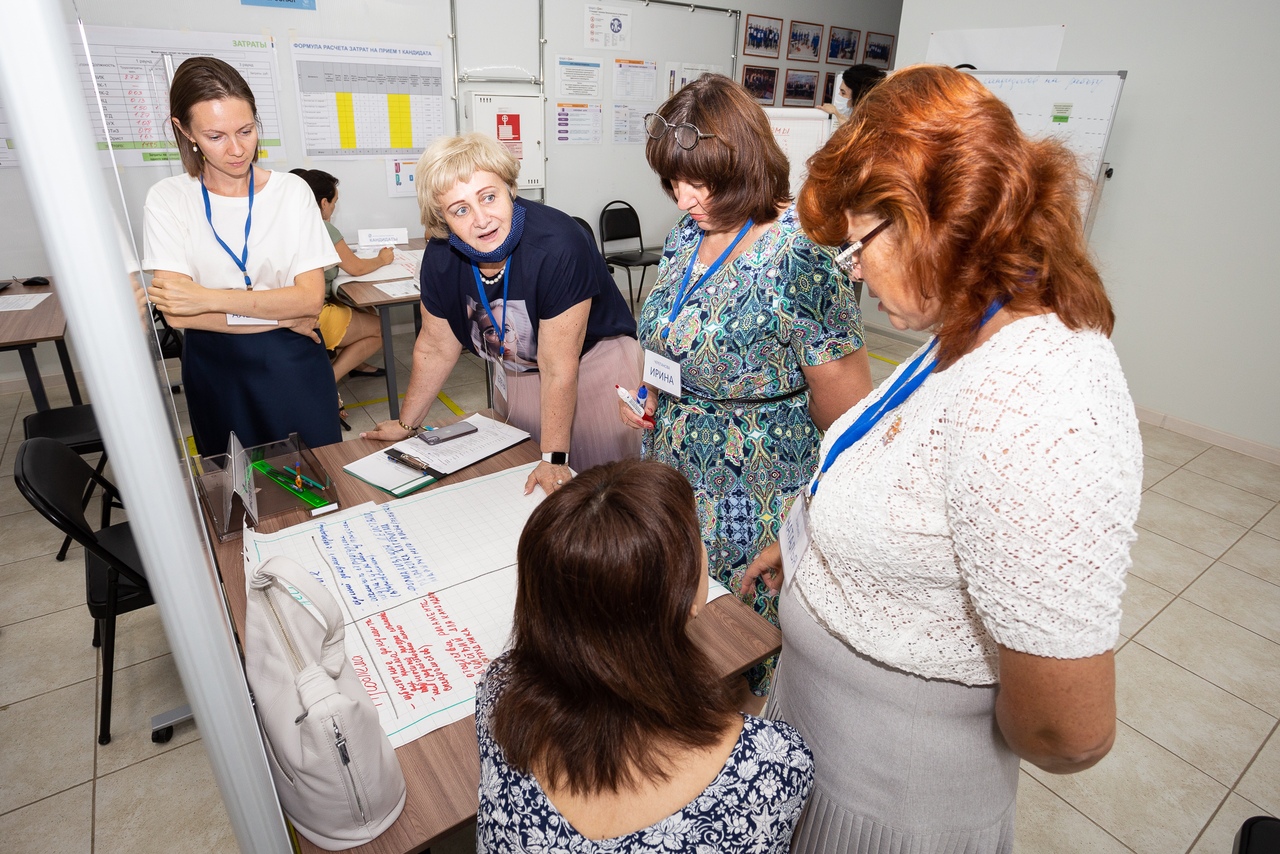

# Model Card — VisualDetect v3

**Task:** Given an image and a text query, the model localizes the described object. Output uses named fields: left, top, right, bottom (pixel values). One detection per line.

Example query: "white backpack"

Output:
left=245, top=556, right=407, bottom=850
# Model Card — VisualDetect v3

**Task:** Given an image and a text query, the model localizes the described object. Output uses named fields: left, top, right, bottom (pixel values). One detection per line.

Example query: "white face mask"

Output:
left=835, top=99, right=853, bottom=118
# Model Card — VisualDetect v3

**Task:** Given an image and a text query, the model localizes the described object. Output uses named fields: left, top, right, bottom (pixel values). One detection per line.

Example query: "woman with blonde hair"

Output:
left=744, top=65, right=1142, bottom=851
left=364, top=133, right=639, bottom=494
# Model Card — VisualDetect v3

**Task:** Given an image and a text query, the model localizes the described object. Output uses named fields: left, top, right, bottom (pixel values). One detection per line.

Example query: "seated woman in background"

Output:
left=618, top=73, right=871, bottom=699
left=290, top=167, right=392, bottom=385
left=476, top=459, right=814, bottom=853
left=744, top=65, right=1142, bottom=852
left=363, top=133, right=639, bottom=494
left=144, top=57, right=340, bottom=455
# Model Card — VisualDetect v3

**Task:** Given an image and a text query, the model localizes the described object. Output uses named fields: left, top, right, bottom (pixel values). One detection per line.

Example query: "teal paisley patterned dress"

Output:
left=639, top=206, right=864, bottom=694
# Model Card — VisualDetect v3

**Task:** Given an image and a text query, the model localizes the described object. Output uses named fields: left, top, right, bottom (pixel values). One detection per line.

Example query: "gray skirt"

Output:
left=766, top=589, right=1018, bottom=854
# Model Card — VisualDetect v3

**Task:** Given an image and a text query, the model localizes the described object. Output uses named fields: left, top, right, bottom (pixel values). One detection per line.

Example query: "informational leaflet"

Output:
left=73, top=26, right=286, bottom=167
left=0, top=101, right=16, bottom=169
left=612, top=103, right=649, bottom=144
left=243, top=464, right=543, bottom=746
left=291, top=38, right=446, bottom=159
left=556, top=55, right=603, bottom=99
left=554, top=103, right=603, bottom=145
left=613, top=58, right=656, bottom=101
left=385, top=156, right=418, bottom=197
left=585, top=5, right=631, bottom=50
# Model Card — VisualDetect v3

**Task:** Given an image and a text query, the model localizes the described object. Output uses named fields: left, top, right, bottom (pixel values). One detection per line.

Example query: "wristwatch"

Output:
left=541, top=451, right=568, bottom=466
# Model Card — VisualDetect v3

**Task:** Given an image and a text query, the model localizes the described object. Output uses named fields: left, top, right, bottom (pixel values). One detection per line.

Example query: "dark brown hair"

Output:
left=290, top=168, right=338, bottom=206
left=839, top=64, right=886, bottom=106
left=491, top=459, right=737, bottom=795
left=799, top=65, right=1114, bottom=367
left=168, top=56, right=260, bottom=178
left=646, top=74, right=790, bottom=227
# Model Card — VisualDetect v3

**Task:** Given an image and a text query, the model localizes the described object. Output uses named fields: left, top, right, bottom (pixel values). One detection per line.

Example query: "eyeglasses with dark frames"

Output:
left=834, top=220, right=891, bottom=280
left=643, top=113, right=717, bottom=150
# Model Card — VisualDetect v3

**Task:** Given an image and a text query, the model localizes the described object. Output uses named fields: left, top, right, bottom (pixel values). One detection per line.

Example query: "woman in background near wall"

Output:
left=143, top=57, right=340, bottom=455
left=744, top=65, right=1142, bottom=852
left=619, top=74, right=872, bottom=702
left=818, top=63, right=887, bottom=126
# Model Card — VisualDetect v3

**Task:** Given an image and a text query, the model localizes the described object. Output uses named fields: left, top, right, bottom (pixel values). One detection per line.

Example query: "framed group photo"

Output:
left=787, top=20, right=823, bottom=62
left=743, top=14, right=782, bottom=59
left=827, top=27, right=861, bottom=65
left=783, top=69, right=818, bottom=107
left=862, top=32, right=895, bottom=69
left=741, top=65, right=778, bottom=105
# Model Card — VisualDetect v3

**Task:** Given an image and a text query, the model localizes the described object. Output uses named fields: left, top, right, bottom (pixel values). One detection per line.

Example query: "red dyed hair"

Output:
left=798, top=65, right=1114, bottom=367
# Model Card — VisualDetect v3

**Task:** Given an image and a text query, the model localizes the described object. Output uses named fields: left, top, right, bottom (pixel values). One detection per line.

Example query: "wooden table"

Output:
left=335, top=238, right=427, bottom=422
left=210, top=419, right=781, bottom=854
left=0, top=278, right=83, bottom=410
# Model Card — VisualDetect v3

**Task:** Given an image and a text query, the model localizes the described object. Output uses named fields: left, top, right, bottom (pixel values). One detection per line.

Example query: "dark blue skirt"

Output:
left=183, top=327, right=341, bottom=457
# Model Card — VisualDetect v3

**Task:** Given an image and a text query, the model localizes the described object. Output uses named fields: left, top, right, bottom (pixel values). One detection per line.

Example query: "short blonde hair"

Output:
left=415, top=133, right=520, bottom=239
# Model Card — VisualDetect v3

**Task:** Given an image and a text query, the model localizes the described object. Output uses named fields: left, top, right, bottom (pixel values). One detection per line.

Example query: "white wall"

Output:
left=895, top=0, right=1279, bottom=452
left=0, top=0, right=901, bottom=389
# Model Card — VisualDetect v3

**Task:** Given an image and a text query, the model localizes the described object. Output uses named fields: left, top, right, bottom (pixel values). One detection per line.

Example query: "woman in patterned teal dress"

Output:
left=619, top=74, right=872, bottom=697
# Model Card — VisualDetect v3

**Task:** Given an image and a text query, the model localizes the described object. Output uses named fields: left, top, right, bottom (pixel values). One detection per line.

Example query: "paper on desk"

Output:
left=375, top=279, right=420, bottom=299
left=0, top=293, right=51, bottom=311
left=243, top=463, right=543, bottom=746
left=707, top=577, right=732, bottom=603
left=406, top=413, right=530, bottom=474
left=333, top=248, right=421, bottom=286
left=341, top=438, right=438, bottom=497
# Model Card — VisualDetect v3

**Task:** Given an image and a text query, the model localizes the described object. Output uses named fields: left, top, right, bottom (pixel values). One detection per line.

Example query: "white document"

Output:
left=553, top=103, right=603, bottom=145
left=375, top=280, right=420, bottom=299
left=385, top=157, right=419, bottom=198
left=0, top=293, right=51, bottom=311
left=612, top=102, right=649, bottom=144
left=408, top=413, right=530, bottom=474
left=225, top=313, right=278, bottom=326
left=334, top=248, right=421, bottom=285
left=244, top=463, right=544, bottom=746
left=613, top=59, right=656, bottom=100
left=557, top=55, right=603, bottom=99
left=585, top=5, right=631, bottom=50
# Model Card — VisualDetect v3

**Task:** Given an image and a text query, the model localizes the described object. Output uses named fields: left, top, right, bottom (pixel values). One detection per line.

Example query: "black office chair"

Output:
left=599, top=200, right=662, bottom=306
left=14, top=436, right=151, bottom=745
left=22, top=404, right=121, bottom=561
left=571, top=216, right=617, bottom=273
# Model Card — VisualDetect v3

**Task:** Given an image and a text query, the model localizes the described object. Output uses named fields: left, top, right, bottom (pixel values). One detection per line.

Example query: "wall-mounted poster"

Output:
left=743, top=14, right=782, bottom=59
left=787, top=21, right=823, bottom=63
left=742, top=65, right=778, bottom=105
left=863, top=31, right=895, bottom=70
left=783, top=69, right=818, bottom=107
left=822, top=72, right=837, bottom=106
left=827, top=27, right=860, bottom=65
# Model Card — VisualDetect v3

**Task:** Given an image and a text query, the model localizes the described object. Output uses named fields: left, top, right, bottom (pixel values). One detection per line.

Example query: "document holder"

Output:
left=195, top=433, right=338, bottom=542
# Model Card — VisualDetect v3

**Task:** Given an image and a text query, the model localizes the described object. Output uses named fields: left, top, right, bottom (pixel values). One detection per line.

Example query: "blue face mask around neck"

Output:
left=447, top=196, right=526, bottom=263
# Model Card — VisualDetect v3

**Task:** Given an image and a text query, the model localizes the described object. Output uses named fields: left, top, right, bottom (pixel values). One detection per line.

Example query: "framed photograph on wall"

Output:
left=862, top=31, right=895, bottom=69
left=827, top=27, right=861, bottom=65
left=822, top=71, right=837, bottom=106
left=783, top=69, right=818, bottom=107
left=787, top=20, right=823, bottom=63
left=743, top=14, right=783, bottom=59
left=742, top=65, right=778, bottom=105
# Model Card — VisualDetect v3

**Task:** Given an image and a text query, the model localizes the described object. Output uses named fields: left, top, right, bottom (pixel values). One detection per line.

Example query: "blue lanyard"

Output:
left=661, top=218, right=753, bottom=339
left=200, top=173, right=255, bottom=289
left=471, top=258, right=511, bottom=357
left=810, top=300, right=1005, bottom=498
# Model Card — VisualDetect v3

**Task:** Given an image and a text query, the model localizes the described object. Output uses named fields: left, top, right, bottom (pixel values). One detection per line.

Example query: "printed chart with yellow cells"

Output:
left=291, top=39, right=446, bottom=158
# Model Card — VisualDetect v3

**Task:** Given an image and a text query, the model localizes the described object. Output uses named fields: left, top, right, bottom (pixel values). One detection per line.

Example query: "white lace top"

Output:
left=793, top=314, right=1142, bottom=685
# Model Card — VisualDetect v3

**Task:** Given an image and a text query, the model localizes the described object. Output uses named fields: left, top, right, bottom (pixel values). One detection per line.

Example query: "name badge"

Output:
left=779, top=496, right=810, bottom=591
left=492, top=361, right=508, bottom=400
left=226, top=313, right=278, bottom=326
left=643, top=349, right=681, bottom=397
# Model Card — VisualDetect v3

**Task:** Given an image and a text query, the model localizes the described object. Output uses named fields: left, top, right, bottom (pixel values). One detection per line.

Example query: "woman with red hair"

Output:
left=743, top=65, right=1142, bottom=851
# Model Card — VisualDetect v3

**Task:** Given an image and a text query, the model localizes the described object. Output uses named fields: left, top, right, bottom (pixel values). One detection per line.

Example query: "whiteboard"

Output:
left=763, top=106, right=834, bottom=195
left=969, top=71, right=1125, bottom=185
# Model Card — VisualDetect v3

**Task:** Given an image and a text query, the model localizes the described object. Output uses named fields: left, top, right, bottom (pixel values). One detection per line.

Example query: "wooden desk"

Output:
left=0, top=278, right=83, bottom=410
left=210, top=421, right=781, bottom=854
left=335, top=238, right=427, bottom=422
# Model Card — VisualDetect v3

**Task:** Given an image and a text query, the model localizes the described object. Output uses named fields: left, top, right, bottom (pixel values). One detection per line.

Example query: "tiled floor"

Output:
left=0, top=327, right=1276, bottom=853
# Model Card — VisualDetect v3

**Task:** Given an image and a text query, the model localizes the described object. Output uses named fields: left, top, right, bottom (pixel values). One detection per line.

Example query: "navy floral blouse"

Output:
left=475, top=654, right=815, bottom=853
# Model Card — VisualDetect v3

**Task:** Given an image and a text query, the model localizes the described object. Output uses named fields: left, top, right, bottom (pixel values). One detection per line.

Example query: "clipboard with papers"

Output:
left=342, top=413, right=530, bottom=497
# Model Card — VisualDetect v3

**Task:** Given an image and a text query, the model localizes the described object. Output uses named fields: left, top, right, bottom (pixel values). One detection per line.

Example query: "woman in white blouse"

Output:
left=742, top=65, right=1142, bottom=853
